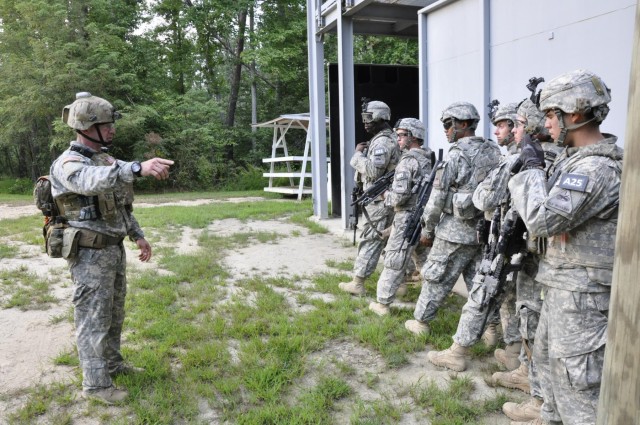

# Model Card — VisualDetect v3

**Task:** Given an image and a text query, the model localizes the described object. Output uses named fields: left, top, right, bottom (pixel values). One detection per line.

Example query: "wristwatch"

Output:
left=131, top=161, right=142, bottom=177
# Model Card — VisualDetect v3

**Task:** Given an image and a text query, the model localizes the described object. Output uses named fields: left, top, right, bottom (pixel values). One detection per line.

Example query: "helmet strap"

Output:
left=554, top=109, right=595, bottom=145
left=76, top=123, right=112, bottom=151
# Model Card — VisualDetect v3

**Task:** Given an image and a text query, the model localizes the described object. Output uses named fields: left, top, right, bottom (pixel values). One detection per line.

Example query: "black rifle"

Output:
left=473, top=205, right=527, bottom=313
left=350, top=170, right=395, bottom=208
left=349, top=185, right=363, bottom=245
left=402, top=149, right=444, bottom=247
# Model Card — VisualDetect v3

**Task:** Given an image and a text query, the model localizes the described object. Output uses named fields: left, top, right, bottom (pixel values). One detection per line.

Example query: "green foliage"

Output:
left=7, top=178, right=33, bottom=194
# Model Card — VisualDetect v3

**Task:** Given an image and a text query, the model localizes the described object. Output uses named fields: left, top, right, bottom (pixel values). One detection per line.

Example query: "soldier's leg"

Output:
left=71, top=247, right=118, bottom=391
left=413, top=239, right=480, bottom=323
left=376, top=212, right=414, bottom=305
left=106, top=244, right=127, bottom=372
left=533, top=290, right=562, bottom=424
left=453, top=278, right=515, bottom=347
left=352, top=201, right=393, bottom=279
left=547, top=289, right=608, bottom=425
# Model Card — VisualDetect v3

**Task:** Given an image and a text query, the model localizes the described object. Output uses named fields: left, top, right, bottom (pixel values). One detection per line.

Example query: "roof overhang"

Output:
left=317, top=0, right=435, bottom=37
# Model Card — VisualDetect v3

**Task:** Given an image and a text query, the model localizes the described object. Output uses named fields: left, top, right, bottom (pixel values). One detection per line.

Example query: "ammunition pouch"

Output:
left=62, top=227, right=81, bottom=259
left=76, top=229, right=124, bottom=249
left=452, top=191, right=478, bottom=219
left=45, top=222, right=68, bottom=258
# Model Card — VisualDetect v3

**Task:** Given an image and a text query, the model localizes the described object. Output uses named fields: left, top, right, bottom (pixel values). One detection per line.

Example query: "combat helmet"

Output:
left=538, top=69, right=611, bottom=144
left=63, top=92, right=121, bottom=131
left=490, top=102, right=518, bottom=126
left=394, top=118, right=425, bottom=140
left=517, top=99, right=548, bottom=136
left=441, top=102, right=480, bottom=126
left=361, top=100, right=391, bottom=123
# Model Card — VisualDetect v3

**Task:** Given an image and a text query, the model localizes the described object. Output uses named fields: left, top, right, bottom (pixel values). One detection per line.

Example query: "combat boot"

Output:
left=405, top=270, right=421, bottom=284
left=396, top=283, right=408, bottom=297
left=502, top=397, right=543, bottom=422
left=482, top=323, right=499, bottom=346
left=338, top=276, right=365, bottom=296
left=426, top=342, right=470, bottom=371
left=82, top=386, right=128, bottom=404
left=405, top=319, right=429, bottom=336
left=492, top=362, right=530, bottom=393
left=495, top=342, right=522, bottom=370
left=369, top=302, right=390, bottom=316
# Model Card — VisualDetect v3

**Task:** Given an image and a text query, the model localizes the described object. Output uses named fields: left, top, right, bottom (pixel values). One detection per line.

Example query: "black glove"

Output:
left=511, top=134, right=545, bottom=173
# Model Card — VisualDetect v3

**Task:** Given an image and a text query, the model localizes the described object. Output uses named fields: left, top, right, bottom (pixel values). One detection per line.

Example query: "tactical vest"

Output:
left=55, top=151, right=134, bottom=222
left=445, top=137, right=501, bottom=219
left=545, top=142, right=621, bottom=270
left=546, top=215, right=617, bottom=269
left=397, top=148, right=432, bottom=210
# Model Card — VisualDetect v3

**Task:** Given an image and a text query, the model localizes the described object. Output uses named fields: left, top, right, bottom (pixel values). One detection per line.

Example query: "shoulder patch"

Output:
left=558, top=173, right=589, bottom=192
left=62, top=157, right=84, bottom=164
left=373, top=148, right=386, bottom=155
left=546, top=188, right=573, bottom=214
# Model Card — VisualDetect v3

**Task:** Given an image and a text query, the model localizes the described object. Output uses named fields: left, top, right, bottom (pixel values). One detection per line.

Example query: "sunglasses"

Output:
left=442, top=119, right=453, bottom=130
left=396, top=132, right=409, bottom=138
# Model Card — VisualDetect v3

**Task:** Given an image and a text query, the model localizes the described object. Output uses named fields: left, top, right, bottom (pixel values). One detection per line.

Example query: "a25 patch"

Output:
left=558, top=173, right=589, bottom=192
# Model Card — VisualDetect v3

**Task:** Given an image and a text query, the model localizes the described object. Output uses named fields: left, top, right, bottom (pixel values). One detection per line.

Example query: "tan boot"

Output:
left=82, top=386, right=128, bottom=404
left=396, top=283, right=408, bottom=297
left=495, top=342, right=522, bottom=370
left=369, top=302, right=390, bottom=316
left=338, top=276, right=365, bottom=296
left=405, top=319, right=429, bottom=336
left=492, top=362, right=530, bottom=393
left=482, top=323, right=499, bottom=346
left=503, top=397, right=543, bottom=421
left=426, top=342, right=470, bottom=372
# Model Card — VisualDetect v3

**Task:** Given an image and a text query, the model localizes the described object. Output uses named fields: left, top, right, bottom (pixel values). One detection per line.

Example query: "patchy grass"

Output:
left=0, top=192, right=516, bottom=423
left=0, top=266, right=57, bottom=310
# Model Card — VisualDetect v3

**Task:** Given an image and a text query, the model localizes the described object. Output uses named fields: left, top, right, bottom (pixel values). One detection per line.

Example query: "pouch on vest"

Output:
left=46, top=224, right=66, bottom=258
left=452, top=192, right=477, bottom=219
left=97, top=192, right=117, bottom=219
left=62, top=227, right=81, bottom=259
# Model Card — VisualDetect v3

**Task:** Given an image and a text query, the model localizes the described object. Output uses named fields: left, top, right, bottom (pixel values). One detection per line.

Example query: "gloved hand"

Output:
left=511, top=134, right=545, bottom=173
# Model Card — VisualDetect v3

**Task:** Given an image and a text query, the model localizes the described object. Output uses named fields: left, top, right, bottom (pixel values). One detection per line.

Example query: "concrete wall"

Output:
left=422, top=0, right=636, bottom=154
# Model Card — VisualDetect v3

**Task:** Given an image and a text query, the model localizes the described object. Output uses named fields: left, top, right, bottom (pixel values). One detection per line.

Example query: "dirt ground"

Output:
left=0, top=200, right=523, bottom=423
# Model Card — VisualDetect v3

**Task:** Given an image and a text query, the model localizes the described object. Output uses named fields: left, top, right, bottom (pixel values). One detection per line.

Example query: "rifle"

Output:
left=348, top=185, right=363, bottom=245
left=350, top=170, right=395, bottom=208
left=402, top=148, right=444, bottom=247
left=472, top=205, right=527, bottom=313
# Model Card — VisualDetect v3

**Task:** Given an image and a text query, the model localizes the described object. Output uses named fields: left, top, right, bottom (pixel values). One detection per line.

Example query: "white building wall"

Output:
left=425, top=0, right=484, bottom=156
left=422, top=0, right=636, bottom=151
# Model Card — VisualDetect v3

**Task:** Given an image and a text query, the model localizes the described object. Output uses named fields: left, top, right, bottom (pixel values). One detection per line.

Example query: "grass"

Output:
left=1, top=191, right=517, bottom=424
left=0, top=266, right=58, bottom=310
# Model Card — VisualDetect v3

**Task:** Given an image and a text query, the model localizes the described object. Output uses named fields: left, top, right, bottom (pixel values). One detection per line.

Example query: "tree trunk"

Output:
left=224, top=7, right=248, bottom=161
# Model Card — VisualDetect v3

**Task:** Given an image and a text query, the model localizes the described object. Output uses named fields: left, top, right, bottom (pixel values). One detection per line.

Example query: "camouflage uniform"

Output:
left=50, top=142, right=143, bottom=391
left=453, top=152, right=522, bottom=346
left=508, top=137, right=622, bottom=425
left=350, top=128, right=400, bottom=279
left=413, top=136, right=501, bottom=323
left=375, top=147, right=432, bottom=304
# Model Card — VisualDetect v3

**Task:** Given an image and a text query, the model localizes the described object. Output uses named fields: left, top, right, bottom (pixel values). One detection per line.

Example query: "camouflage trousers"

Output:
left=404, top=243, right=430, bottom=277
left=375, top=211, right=430, bottom=304
left=452, top=266, right=513, bottom=347
left=516, top=255, right=544, bottom=397
left=413, top=237, right=481, bottom=323
left=69, top=244, right=127, bottom=391
left=353, top=200, right=394, bottom=279
left=534, top=286, right=609, bottom=425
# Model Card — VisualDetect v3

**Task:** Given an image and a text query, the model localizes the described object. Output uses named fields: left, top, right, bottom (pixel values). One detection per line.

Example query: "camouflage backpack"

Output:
left=33, top=176, right=66, bottom=257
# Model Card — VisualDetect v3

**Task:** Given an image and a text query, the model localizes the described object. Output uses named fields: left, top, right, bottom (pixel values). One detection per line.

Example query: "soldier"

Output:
left=404, top=102, right=501, bottom=336
left=498, top=97, right=564, bottom=423
left=368, top=118, right=433, bottom=316
left=49, top=92, right=173, bottom=403
left=492, top=100, right=520, bottom=154
left=339, top=100, right=400, bottom=296
left=425, top=101, right=522, bottom=371
left=507, top=69, right=621, bottom=425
